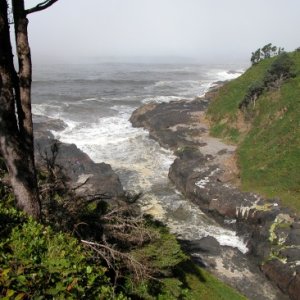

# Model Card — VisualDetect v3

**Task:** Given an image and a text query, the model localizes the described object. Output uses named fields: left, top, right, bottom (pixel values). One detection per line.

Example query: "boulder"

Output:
left=287, top=228, right=300, bottom=245
left=261, top=259, right=294, bottom=293
left=34, top=117, right=124, bottom=198
left=196, top=236, right=221, bottom=255
left=180, top=236, right=221, bottom=256
left=130, top=99, right=208, bottom=151
left=288, top=273, right=300, bottom=300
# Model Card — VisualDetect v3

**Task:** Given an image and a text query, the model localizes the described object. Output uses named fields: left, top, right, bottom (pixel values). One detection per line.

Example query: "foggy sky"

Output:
left=26, top=0, right=300, bottom=64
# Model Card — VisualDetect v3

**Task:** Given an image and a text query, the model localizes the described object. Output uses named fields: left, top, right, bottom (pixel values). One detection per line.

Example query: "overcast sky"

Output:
left=25, top=0, right=300, bottom=64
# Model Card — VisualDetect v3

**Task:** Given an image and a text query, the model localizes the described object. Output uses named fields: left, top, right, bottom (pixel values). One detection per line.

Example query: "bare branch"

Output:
left=25, top=0, right=59, bottom=15
left=72, top=176, right=90, bottom=191
left=81, top=239, right=156, bottom=282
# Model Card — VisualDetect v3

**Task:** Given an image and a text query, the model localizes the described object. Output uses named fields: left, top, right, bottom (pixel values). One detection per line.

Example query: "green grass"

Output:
left=207, top=51, right=300, bottom=212
left=175, top=261, right=247, bottom=300
left=207, top=57, right=275, bottom=142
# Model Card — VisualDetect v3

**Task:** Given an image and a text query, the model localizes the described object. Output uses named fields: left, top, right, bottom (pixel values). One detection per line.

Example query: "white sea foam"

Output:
left=81, top=97, right=99, bottom=102
left=144, top=79, right=212, bottom=100
left=32, top=103, right=63, bottom=119
left=57, top=115, right=139, bottom=147
left=142, top=95, right=184, bottom=104
left=216, top=70, right=243, bottom=81
left=148, top=193, right=249, bottom=254
left=196, top=82, right=214, bottom=97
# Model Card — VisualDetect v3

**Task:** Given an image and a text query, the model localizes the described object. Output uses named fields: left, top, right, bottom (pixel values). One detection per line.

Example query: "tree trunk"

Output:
left=0, top=0, right=41, bottom=219
left=12, top=0, right=34, bottom=153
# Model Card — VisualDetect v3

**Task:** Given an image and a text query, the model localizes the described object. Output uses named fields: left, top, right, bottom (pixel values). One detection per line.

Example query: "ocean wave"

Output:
left=81, top=97, right=98, bottom=102
left=33, top=78, right=155, bottom=86
left=145, top=79, right=202, bottom=89
left=32, top=103, right=63, bottom=119
left=216, top=70, right=243, bottom=81
left=204, top=67, right=243, bottom=81
left=142, top=95, right=185, bottom=104
left=56, top=113, right=139, bottom=148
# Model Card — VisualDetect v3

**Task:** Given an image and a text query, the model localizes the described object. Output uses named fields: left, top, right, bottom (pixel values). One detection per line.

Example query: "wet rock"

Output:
left=288, top=273, right=300, bottom=300
left=169, top=146, right=257, bottom=219
left=33, top=114, right=67, bottom=139
left=169, top=148, right=208, bottom=199
left=34, top=118, right=124, bottom=198
left=279, top=248, right=300, bottom=263
left=179, top=236, right=221, bottom=256
left=287, top=228, right=300, bottom=245
left=130, top=99, right=208, bottom=150
left=196, top=236, right=221, bottom=255
left=261, top=259, right=294, bottom=294
left=291, top=222, right=300, bottom=229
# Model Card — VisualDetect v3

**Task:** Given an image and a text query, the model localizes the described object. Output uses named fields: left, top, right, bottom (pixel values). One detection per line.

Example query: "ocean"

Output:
left=32, top=62, right=248, bottom=252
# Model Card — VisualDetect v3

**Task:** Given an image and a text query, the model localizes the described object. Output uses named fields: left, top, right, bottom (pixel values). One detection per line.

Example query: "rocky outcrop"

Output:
left=130, top=99, right=208, bottom=150
left=33, top=115, right=124, bottom=197
left=130, top=97, right=300, bottom=299
left=181, top=236, right=221, bottom=256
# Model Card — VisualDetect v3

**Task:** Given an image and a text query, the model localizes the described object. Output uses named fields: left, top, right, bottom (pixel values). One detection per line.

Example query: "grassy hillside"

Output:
left=207, top=51, right=300, bottom=212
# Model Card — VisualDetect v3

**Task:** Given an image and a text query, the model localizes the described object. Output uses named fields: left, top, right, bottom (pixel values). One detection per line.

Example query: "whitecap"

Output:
left=142, top=95, right=184, bottom=104
left=216, top=70, right=243, bottom=81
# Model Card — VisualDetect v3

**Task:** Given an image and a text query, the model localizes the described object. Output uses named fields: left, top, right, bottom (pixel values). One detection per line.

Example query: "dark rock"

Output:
left=33, top=114, right=67, bottom=139
left=291, top=222, right=300, bottom=229
left=288, top=273, right=300, bottom=300
left=287, top=229, right=300, bottom=245
left=196, top=236, right=221, bottom=255
left=35, top=137, right=123, bottom=197
left=261, top=259, right=294, bottom=293
left=180, top=236, right=221, bottom=256
left=34, top=117, right=124, bottom=198
left=130, top=99, right=208, bottom=151
left=168, top=148, right=207, bottom=197
left=279, top=248, right=300, bottom=263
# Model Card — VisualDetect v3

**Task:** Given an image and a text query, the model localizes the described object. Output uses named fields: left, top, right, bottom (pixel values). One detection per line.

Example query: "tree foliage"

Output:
left=240, top=52, right=296, bottom=109
left=238, top=81, right=265, bottom=109
left=250, top=43, right=284, bottom=65
left=263, top=52, right=296, bottom=88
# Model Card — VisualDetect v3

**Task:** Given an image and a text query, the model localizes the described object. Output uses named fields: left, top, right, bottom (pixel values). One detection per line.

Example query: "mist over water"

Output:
left=32, top=63, right=247, bottom=253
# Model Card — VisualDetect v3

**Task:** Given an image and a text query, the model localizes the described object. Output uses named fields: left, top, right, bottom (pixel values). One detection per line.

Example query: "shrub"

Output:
left=239, top=81, right=265, bottom=109
left=240, top=53, right=296, bottom=110
left=264, top=53, right=296, bottom=88
left=0, top=204, right=122, bottom=299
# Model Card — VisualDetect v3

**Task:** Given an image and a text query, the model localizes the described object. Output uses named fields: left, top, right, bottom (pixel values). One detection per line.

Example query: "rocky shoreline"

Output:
left=130, top=88, right=300, bottom=300
left=33, top=115, right=124, bottom=198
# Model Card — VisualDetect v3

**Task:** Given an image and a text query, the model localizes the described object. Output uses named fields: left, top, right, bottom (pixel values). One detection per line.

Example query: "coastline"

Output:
left=129, top=86, right=300, bottom=299
left=33, top=115, right=124, bottom=198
